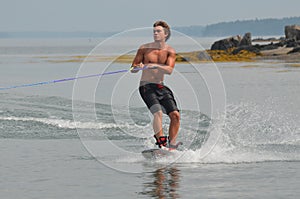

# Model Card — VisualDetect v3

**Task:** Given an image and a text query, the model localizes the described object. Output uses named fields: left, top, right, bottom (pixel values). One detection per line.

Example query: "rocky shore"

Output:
left=178, top=24, right=300, bottom=62
left=38, top=25, right=300, bottom=64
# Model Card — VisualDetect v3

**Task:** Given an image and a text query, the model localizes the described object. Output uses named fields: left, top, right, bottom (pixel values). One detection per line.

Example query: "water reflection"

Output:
left=140, top=166, right=181, bottom=199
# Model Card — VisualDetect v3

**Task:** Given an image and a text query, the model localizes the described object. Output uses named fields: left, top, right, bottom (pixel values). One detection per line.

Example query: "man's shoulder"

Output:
left=166, top=45, right=176, bottom=54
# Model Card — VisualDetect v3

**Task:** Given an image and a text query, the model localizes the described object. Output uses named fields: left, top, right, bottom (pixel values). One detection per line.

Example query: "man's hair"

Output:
left=153, top=20, right=171, bottom=41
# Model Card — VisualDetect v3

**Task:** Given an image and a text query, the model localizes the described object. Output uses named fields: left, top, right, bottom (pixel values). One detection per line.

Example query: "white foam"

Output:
left=0, top=116, right=126, bottom=130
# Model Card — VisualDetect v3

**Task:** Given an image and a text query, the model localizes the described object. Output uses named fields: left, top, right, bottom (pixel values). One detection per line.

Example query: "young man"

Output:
left=131, top=21, right=181, bottom=150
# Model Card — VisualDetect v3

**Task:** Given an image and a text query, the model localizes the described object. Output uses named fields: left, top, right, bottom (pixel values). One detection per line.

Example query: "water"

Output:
left=0, top=37, right=300, bottom=198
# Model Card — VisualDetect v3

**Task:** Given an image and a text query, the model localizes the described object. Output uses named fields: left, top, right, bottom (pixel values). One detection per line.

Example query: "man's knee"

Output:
left=153, top=110, right=163, bottom=118
left=169, top=111, right=180, bottom=122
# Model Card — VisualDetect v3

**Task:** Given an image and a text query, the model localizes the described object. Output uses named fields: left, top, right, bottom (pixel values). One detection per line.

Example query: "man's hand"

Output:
left=130, top=63, right=144, bottom=73
left=131, top=63, right=159, bottom=73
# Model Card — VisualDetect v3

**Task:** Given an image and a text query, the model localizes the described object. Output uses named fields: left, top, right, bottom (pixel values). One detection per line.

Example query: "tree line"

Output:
left=174, top=16, right=300, bottom=37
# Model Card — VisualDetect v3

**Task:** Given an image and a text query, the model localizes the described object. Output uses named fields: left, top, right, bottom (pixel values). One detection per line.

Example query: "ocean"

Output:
left=0, top=35, right=300, bottom=199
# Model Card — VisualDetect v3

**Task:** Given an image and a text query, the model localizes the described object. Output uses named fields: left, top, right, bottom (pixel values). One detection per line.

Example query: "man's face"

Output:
left=153, top=26, right=167, bottom=42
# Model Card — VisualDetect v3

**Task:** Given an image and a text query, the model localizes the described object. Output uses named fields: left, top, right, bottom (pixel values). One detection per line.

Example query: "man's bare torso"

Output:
left=140, top=43, right=174, bottom=84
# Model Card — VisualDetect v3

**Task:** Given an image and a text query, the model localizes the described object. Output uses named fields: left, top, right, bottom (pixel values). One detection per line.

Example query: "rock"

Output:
left=211, top=35, right=242, bottom=50
left=287, top=46, right=300, bottom=54
left=285, top=25, right=300, bottom=40
left=240, top=32, right=252, bottom=46
left=211, top=33, right=252, bottom=50
left=253, top=40, right=285, bottom=51
left=261, top=43, right=283, bottom=51
left=252, top=37, right=280, bottom=42
left=285, top=39, right=300, bottom=48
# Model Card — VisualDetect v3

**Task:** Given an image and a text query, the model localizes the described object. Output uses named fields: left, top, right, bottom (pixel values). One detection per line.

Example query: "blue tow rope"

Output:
left=0, top=68, right=132, bottom=91
left=0, top=67, right=140, bottom=91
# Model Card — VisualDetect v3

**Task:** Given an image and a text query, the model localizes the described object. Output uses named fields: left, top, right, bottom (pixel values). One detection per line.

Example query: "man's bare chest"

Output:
left=144, top=50, right=168, bottom=64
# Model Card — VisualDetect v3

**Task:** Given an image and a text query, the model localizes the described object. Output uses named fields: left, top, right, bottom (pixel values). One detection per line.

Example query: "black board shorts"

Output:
left=139, top=82, right=179, bottom=115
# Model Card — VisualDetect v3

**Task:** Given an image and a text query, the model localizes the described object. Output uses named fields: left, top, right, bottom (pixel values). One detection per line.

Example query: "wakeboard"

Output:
left=141, top=148, right=174, bottom=159
left=142, top=142, right=183, bottom=159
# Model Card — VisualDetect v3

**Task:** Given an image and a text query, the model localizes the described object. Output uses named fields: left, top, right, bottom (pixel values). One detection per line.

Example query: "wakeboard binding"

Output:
left=154, top=135, right=183, bottom=150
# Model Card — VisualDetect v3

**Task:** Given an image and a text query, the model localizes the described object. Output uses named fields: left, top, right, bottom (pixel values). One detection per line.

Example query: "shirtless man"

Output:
left=131, top=21, right=181, bottom=150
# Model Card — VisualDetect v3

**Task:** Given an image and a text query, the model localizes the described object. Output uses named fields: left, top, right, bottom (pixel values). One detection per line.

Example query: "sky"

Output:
left=1, top=0, right=300, bottom=32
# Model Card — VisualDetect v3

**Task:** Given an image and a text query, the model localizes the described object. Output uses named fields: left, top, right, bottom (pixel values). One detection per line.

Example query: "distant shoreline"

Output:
left=35, top=48, right=300, bottom=64
left=1, top=16, right=300, bottom=39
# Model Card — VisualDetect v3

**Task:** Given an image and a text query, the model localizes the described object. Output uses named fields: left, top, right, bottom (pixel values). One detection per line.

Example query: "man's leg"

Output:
left=153, top=110, right=168, bottom=148
left=153, top=110, right=163, bottom=138
left=168, top=111, right=180, bottom=145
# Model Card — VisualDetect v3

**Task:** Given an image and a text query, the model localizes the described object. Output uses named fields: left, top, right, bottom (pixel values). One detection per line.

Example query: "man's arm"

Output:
left=130, top=46, right=144, bottom=73
left=151, top=48, right=176, bottom=75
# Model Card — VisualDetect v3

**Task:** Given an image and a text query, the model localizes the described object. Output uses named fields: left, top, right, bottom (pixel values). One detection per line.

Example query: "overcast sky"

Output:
left=1, top=0, right=300, bottom=32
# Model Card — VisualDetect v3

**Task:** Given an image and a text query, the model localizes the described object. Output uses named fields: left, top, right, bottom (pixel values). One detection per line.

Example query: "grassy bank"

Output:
left=40, top=48, right=260, bottom=64
left=177, top=48, right=259, bottom=62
